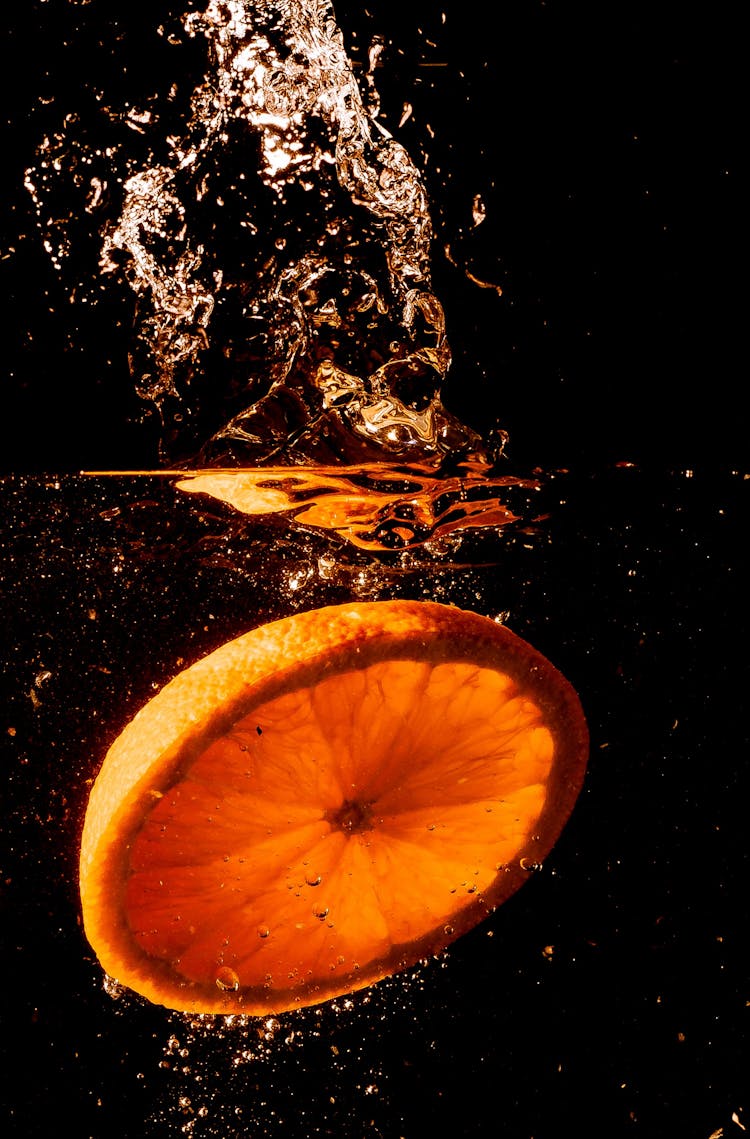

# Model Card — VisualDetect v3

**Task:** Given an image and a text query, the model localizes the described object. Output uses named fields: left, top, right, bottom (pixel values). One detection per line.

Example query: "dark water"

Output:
left=2, top=2, right=745, bottom=1134
left=1, top=464, right=747, bottom=1137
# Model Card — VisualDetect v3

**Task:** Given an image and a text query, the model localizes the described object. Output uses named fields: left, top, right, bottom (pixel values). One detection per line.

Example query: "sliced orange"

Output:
left=80, top=600, right=588, bottom=1016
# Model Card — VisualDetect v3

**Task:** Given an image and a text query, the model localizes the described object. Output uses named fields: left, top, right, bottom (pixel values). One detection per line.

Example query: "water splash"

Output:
left=176, top=461, right=538, bottom=550
left=93, top=0, right=489, bottom=464
left=24, top=2, right=501, bottom=466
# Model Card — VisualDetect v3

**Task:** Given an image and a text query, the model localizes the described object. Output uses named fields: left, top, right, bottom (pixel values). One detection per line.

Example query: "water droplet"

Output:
left=520, top=857, right=543, bottom=872
left=215, top=965, right=240, bottom=991
left=443, top=924, right=454, bottom=936
left=257, top=926, right=270, bottom=939
left=305, top=873, right=322, bottom=887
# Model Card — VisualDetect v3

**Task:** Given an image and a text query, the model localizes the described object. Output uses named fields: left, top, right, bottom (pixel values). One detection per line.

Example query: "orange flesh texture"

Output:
left=79, top=601, right=588, bottom=1015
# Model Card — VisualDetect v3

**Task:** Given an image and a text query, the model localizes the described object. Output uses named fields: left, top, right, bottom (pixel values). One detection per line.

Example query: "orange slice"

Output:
left=79, top=600, right=588, bottom=1015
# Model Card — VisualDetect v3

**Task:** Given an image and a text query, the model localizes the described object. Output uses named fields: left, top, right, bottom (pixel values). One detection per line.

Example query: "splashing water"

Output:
left=25, top=1, right=512, bottom=529
left=91, top=0, right=492, bottom=465
left=175, top=460, right=538, bottom=551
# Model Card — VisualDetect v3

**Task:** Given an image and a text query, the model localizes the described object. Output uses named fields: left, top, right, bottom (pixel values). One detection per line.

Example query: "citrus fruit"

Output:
left=79, top=600, right=588, bottom=1015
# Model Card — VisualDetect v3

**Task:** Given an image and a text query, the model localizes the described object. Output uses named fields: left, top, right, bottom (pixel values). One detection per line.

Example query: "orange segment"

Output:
left=79, top=600, right=588, bottom=1015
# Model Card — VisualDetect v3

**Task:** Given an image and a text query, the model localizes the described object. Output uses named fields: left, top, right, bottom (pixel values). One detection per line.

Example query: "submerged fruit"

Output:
left=79, top=600, right=588, bottom=1015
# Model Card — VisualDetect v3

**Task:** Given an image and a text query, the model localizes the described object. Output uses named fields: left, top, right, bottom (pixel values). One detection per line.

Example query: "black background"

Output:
left=1, top=0, right=744, bottom=472
left=1, top=4, right=747, bottom=1139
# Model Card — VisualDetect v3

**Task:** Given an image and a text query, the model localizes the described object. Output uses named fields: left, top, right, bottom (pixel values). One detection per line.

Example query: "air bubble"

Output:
left=215, top=965, right=240, bottom=991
